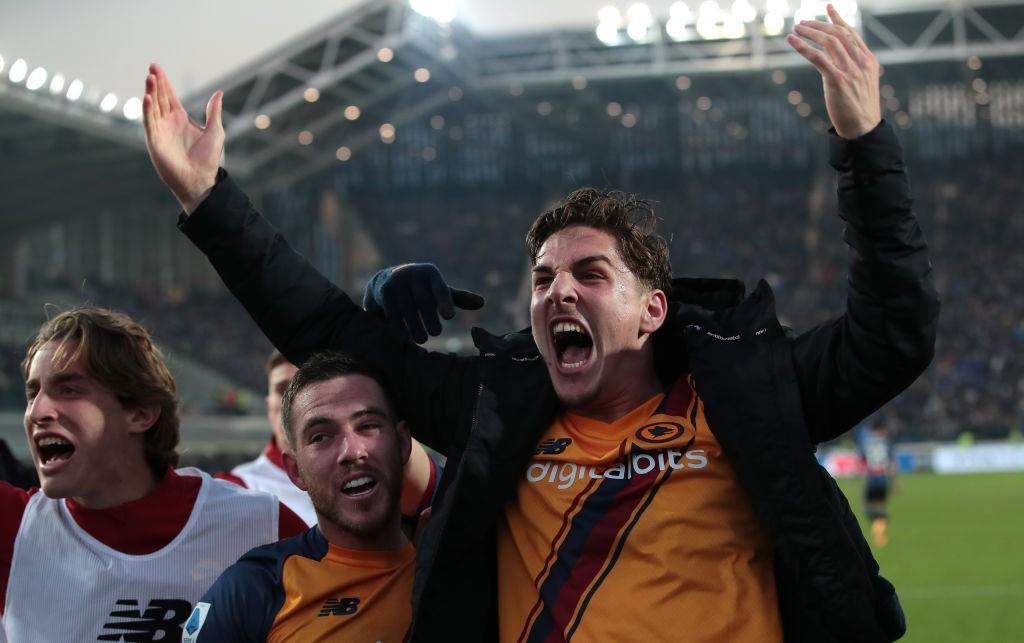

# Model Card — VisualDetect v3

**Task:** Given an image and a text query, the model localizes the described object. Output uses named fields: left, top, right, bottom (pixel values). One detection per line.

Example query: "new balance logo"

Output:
left=318, top=597, right=360, bottom=617
left=535, top=437, right=572, bottom=455
left=98, top=599, right=192, bottom=642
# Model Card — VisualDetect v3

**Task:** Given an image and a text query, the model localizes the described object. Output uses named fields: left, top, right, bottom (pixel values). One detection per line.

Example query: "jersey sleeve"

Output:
left=0, top=482, right=34, bottom=615
left=182, top=556, right=282, bottom=643
left=214, top=471, right=247, bottom=487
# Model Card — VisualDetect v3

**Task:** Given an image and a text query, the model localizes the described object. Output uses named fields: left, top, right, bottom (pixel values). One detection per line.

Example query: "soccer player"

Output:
left=860, top=417, right=896, bottom=547
left=0, top=307, right=306, bottom=642
left=182, top=351, right=416, bottom=642
left=217, top=350, right=441, bottom=529
left=144, top=6, right=938, bottom=641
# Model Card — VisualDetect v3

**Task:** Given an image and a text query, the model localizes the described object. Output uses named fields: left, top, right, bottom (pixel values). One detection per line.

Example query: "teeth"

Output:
left=561, top=360, right=587, bottom=369
left=343, top=476, right=374, bottom=490
left=38, top=437, right=70, bottom=447
left=553, top=321, right=586, bottom=335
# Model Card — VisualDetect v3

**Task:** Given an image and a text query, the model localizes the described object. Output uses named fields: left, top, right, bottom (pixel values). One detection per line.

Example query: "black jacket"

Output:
left=181, top=122, right=938, bottom=642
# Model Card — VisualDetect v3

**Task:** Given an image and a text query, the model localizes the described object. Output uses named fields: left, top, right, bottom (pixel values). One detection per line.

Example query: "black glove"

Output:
left=363, top=263, right=485, bottom=344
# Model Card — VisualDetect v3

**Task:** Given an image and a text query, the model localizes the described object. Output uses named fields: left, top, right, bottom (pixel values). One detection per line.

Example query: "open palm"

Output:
left=143, top=63, right=224, bottom=213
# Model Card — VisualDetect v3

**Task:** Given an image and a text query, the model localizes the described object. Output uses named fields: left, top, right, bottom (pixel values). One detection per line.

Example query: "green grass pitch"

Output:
left=836, top=472, right=1024, bottom=643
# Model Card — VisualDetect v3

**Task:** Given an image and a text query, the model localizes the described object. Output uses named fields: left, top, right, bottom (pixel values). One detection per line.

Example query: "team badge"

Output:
left=635, top=421, right=687, bottom=444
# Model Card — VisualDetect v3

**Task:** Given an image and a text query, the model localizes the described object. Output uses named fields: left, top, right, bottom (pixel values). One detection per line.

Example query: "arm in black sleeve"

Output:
left=790, top=122, right=940, bottom=443
left=177, top=170, right=478, bottom=454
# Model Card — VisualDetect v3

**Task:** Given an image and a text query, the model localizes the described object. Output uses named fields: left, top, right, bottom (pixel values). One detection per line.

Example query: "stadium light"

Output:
left=626, top=3, right=655, bottom=43
left=66, top=79, right=84, bottom=101
left=410, top=0, right=457, bottom=25
left=597, top=6, right=623, bottom=46
left=9, top=58, right=28, bottom=83
left=696, top=1, right=725, bottom=40
left=49, top=73, right=66, bottom=94
left=763, top=12, right=786, bottom=35
left=99, top=92, right=118, bottom=113
left=730, top=0, right=757, bottom=24
left=765, top=0, right=789, bottom=14
left=25, top=67, right=47, bottom=91
left=122, top=97, right=143, bottom=121
left=666, top=2, right=695, bottom=40
left=793, top=0, right=826, bottom=24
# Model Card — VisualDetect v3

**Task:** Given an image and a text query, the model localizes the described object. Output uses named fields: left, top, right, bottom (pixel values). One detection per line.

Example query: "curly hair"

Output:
left=23, top=307, right=180, bottom=476
left=526, top=187, right=673, bottom=293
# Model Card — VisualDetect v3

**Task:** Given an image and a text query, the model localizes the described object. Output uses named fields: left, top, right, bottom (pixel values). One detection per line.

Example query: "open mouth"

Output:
left=341, top=475, right=378, bottom=498
left=36, top=436, right=75, bottom=466
left=552, top=321, right=594, bottom=370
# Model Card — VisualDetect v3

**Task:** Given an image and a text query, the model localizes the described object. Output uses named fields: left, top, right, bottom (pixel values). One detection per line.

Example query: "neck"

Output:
left=569, top=348, right=662, bottom=424
left=72, top=464, right=162, bottom=510
left=318, top=513, right=407, bottom=552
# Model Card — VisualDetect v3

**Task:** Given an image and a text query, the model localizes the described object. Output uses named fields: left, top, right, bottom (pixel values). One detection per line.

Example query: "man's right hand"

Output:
left=143, top=63, right=224, bottom=215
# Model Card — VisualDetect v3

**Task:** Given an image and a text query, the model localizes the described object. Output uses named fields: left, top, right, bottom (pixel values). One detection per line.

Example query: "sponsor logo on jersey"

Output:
left=526, top=447, right=708, bottom=490
left=182, top=602, right=210, bottom=643
left=535, top=437, right=572, bottom=455
left=98, top=598, right=192, bottom=642
left=318, top=597, right=361, bottom=617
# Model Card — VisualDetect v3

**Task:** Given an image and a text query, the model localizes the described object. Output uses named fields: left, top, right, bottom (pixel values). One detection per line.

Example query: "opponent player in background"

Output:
left=144, top=6, right=938, bottom=641
left=183, top=352, right=417, bottom=642
left=217, top=350, right=441, bottom=529
left=859, top=416, right=896, bottom=547
left=0, top=307, right=305, bottom=642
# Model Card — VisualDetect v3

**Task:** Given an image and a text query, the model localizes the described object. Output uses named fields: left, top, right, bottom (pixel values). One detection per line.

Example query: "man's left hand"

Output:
left=787, top=3, right=881, bottom=140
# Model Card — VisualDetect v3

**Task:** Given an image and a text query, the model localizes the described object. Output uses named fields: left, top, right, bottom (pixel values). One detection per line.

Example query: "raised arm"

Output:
left=786, top=5, right=940, bottom=441
left=141, top=65, right=477, bottom=455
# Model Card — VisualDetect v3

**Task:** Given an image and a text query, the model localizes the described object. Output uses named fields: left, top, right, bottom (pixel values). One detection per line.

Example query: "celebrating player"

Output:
left=217, top=350, right=440, bottom=529
left=182, top=351, right=417, bottom=642
left=0, top=307, right=306, bottom=641
left=144, top=5, right=938, bottom=641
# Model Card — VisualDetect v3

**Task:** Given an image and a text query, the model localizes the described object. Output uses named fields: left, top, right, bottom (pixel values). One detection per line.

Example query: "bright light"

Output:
left=731, top=0, right=757, bottom=24
left=723, top=16, right=746, bottom=38
left=336, top=146, right=352, bottom=161
left=670, top=1, right=693, bottom=21
left=254, top=114, right=271, bottom=129
left=414, top=67, right=431, bottom=82
left=0, top=55, right=5, bottom=74
left=410, top=0, right=457, bottom=25
left=100, top=93, right=118, bottom=112
left=122, top=97, right=143, bottom=120
left=765, top=0, right=789, bottom=14
left=598, top=6, right=622, bottom=25
left=303, top=87, right=320, bottom=102
left=49, top=73, right=66, bottom=94
left=298, top=130, right=314, bottom=145
left=344, top=105, right=361, bottom=120
left=696, top=2, right=725, bottom=40
left=9, top=58, right=28, bottom=83
left=763, top=12, right=786, bottom=35
left=377, top=47, right=394, bottom=63
left=835, top=0, right=859, bottom=22
left=572, top=76, right=588, bottom=90
left=379, top=123, right=395, bottom=139
left=26, top=67, right=47, bottom=91
left=626, top=3, right=654, bottom=42
left=596, top=22, right=620, bottom=46
left=66, top=79, right=84, bottom=101
left=793, top=0, right=826, bottom=24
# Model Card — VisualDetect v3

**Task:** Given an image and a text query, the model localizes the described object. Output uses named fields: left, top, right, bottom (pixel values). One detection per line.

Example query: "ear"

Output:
left=639, top=288, right=668, bottom=335
left=282, top=448, right=309, bottom=492
left=126, top=405, right=161, bottom=435
left=396, top=420, right=412, bottom=466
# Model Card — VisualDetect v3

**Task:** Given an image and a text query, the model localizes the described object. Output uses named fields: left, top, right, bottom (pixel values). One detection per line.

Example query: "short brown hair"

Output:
left=266, top=349, right=290, bottom=374
left=526, top=187, right=672, bottom=294
left=23, top=307, right=180, bottom=475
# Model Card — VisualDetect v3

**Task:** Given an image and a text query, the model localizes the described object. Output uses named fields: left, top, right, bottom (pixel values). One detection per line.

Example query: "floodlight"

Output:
left=100, top=92, right=118, bottom=113
left=66, top=79, right=84, bottom=101
left=696, top=1, right=725, bottom=40
left=9, top=58, right=28, bottom=83
left=410, top=0, right=457, bottom=25
left=835, top=0, right=858, bottom=21
left=730, top=0, right=757, bottom=24
left=763, top=12, right=786, bottom=36
left=26, top=67, right=47, bottom=91
left=723, top=16, right=746, bottom=38
left=122, top=97, right=143, bottom=120
left=626, top=3, right=654, bottom=43
left=596, top=22, right=620, bottom=46
left=793, top=0, right=825, bottom=23
left=598, top=6, right=622, bottom=25
left=49, top=73, right=66, bottom=94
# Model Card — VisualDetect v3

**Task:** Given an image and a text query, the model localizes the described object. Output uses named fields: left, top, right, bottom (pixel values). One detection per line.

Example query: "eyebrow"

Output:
left=25, top=372, right=91, bottom=391
left=532, top=254, right=614, bottom=274
left=299, top=406, right=391, bottom=435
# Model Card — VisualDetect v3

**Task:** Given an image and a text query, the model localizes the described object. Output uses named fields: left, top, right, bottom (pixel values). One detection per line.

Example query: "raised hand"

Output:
left=143, top=63, right=224, bottom=214
left=363, top=263, right=486, bottom=344
left=787, top=4, right=881, bottom=140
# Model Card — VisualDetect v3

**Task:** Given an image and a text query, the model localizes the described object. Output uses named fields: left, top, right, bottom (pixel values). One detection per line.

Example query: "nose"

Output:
left=338, top=430, right=369, bottom=464
left=26, top=392, right=57, bottom=428
left=546, top=271, right=578, bottom=306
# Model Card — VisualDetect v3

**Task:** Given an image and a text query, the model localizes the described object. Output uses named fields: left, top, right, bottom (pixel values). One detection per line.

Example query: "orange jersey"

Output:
left=186, top=527, right=414, bottom=642
left=498, top=376, right=782, bottom=642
